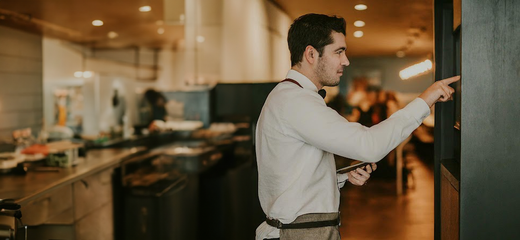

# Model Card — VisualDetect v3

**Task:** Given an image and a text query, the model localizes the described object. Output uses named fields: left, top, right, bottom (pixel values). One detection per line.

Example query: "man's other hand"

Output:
left=348, top=163, right=377, bottom=186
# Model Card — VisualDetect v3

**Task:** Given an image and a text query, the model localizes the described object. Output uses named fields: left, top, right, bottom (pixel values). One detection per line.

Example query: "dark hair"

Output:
left=288, top=14, right=346, bottom=67
left=144, top=89, right=166, bottom=105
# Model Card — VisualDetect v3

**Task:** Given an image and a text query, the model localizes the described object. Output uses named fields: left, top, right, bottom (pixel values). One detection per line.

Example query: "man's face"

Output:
left=315, top=32, right=350, bottom=87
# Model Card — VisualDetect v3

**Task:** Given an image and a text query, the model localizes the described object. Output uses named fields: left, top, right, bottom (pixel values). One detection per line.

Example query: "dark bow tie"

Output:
left=318, top=89, right=326, bottom=99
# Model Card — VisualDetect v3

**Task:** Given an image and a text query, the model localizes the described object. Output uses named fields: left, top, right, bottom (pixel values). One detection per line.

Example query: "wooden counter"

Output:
left=0, top=147, right=149, bottom=239
left=0, top=147, right=146, bottom=205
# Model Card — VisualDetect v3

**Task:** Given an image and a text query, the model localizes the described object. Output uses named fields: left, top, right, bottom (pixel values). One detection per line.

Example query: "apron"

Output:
left=268, top=212, right=341, bottom=240
left=264, top=79, right=334, bottom=240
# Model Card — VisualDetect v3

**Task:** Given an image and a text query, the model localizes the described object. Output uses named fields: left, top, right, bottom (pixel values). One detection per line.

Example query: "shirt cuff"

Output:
left=405, top=98, right=431, bottom=123
left=337, top=173, right=349, bottom=188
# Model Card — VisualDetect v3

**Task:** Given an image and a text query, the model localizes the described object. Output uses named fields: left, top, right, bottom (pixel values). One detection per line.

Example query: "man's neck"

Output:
left=291, top=66, right=322, bottom=90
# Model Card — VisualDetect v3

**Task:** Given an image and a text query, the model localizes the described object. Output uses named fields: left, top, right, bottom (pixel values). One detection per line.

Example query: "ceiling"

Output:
left=0, top=0, right=433, bottom=57
left=0, top=0, right=183, bottom=49
left=273, top=0, right=434, bottom=57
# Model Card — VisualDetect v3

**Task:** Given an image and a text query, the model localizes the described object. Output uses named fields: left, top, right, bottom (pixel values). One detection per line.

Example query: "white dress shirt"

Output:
left=255, top=70, right=430, bottom=239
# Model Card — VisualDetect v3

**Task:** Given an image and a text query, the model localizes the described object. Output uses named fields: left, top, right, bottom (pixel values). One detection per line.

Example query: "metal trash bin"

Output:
left=119, top=152, right=197, bottom=240
left=159, top=141, right=224, bottom=240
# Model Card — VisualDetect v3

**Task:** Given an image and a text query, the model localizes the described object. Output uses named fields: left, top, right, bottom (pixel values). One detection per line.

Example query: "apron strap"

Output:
left=280, top=78, right=326, bottom=99
left=281, top=79, right=303, bottom=88
left=266, top=215, right=340, bottom=229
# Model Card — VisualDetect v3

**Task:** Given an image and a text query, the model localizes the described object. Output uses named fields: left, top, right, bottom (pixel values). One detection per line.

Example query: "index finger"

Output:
left=441, top=75, right=460, bottom=85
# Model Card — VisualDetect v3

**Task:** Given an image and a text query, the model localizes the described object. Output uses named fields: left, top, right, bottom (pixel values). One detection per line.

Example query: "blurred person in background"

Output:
left=383, top=91, right=401, bottom=168
left=346, top=77, right=368, bottom=107
left=371, top=87, right=387, bottom=125
left=141, top=89, right=168, bottom=132
left=326, top=93, right=348, bottom=117
left=385, top=91, right=400, bottom=118
left=347, top=86, right=377, bottom=126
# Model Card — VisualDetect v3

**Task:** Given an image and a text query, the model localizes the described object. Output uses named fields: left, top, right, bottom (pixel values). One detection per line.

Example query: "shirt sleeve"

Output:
left=337, top=173, right=348, bottom=188
left=283, top=94, right=430, bottom=162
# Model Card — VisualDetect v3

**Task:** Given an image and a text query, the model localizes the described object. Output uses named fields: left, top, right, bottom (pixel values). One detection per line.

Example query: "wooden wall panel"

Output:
left=441, top=166, right=459, bottom=240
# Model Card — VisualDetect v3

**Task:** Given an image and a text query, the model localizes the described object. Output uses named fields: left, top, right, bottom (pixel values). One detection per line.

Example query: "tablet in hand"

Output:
left=336, top=161, right=371, bottom=173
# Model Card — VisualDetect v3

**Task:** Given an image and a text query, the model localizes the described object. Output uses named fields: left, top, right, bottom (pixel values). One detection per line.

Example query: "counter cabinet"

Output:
left=19, top=168, right=115, bottom=240
left=0, top=148, right=145, bottom=240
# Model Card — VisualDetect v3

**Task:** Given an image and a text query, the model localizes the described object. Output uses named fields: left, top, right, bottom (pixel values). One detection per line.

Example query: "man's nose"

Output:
left=341, top=54, right=350, bottom=66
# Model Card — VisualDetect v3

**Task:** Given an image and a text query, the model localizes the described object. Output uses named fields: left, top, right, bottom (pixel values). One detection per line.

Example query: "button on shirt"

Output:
left=255, top=70, right=430, bottom=239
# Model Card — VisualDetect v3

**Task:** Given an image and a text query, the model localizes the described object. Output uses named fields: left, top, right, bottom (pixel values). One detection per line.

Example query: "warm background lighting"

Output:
left=74, top=71, right=94, bottom=78
left=92, top=20, right=103, bottom=26
left=108, top=31, right=118, bottom=39
left=82, top=71, right=93, bottom=78
left=354, top=20, right=365, bottom=27
left=353, top=31, right=364, bottom=38
left=399, top=60, right=433, bottom=80
left=139, top=6, right=152, bottom=12
left=74, top=71, right=83, bottom=78
left=354, top=4, right=368, bottom=11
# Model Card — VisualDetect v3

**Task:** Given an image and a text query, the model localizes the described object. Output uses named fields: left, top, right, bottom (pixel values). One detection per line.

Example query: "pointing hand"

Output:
left=419, top=76, right=460, bottom=108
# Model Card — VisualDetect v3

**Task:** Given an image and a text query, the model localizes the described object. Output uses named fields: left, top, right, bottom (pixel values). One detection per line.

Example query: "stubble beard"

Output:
left=316, top=58, right=340, bottom=87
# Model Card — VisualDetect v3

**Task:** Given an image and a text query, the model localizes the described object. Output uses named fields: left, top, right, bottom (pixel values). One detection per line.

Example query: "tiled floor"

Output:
left=338, top=141, right=435, bottom=240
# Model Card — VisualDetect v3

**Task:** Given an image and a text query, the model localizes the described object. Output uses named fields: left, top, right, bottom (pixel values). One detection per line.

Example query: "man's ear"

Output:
left=304, top=45, right=317, bottom=64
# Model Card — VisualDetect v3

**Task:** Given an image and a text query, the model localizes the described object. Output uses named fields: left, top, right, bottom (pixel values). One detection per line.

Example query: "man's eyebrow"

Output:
left=335, top=47, right=346, bottom=52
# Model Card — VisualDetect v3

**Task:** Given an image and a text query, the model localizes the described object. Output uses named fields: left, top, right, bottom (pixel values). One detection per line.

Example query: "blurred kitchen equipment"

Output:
left=44, top=75, right=137, bottom=140
left=115, top=152, right=197, bottom=240
left=47, top=126, right=74, bottom=141
left=0, top=142, right=16, bottom=153
left=160, top=140, right=221, bottom=173
left=0, top=199, right=24, bottom=240
left=159, top=141, right=227, bottom=240
left=0, top=153, right=25, bottom=174
left=45, top=141, right=82, bottom=167
left=165, top=99, right=184, bottom=121
left=21, top=141, right=83, bottom=168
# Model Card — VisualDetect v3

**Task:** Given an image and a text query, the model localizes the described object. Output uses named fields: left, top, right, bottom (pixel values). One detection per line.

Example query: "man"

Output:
left=255, top=13, right=459, bottom=240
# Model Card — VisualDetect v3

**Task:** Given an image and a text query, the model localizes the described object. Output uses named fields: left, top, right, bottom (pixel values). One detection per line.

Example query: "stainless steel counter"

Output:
left=0, top=147, right=146, bottom=205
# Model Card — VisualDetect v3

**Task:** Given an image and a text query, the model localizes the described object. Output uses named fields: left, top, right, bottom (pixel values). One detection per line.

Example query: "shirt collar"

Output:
left=286, top=70, right=318, bottom=92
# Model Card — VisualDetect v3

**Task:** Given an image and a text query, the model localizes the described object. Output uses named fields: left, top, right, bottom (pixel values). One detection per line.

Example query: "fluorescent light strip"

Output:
left=139, top=6, right=152, bottom=12
left=399, top=60, right=433, bottom=80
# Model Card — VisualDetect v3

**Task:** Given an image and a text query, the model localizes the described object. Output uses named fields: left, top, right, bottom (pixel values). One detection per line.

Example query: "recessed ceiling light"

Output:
left=196, top=36, right=205, bottom=43
left=354, top=31, right=364, bottom=38
left=74, top=71, right=83, bottom=78
left=157, top=28, right=165, bottom=34
left=139, top=6, right=152, bottom=12
left=354, top=4, right=368, bottom=11
left=108, top=31, right=118, bottom=39
left=354, top=20, right=365, bottom=27
left=92, top=20, right=103, bottom=26
left=83, top=71, right=93, bottom=78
